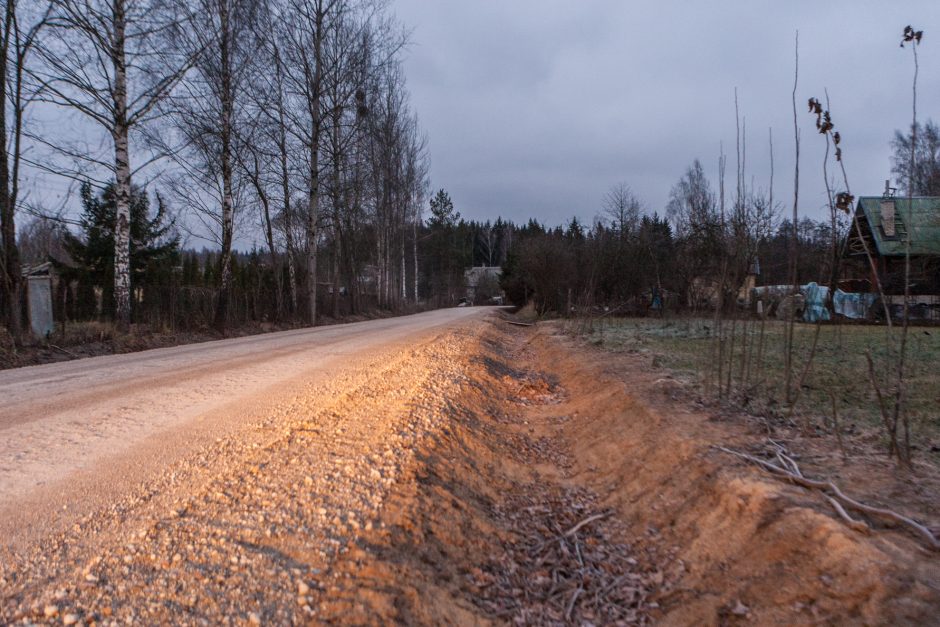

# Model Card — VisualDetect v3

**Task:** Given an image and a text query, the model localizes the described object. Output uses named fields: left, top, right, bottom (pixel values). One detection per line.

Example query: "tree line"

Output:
left=13, top=182, right=519, bottom=329
left=502, top=119, right=940, bottom=317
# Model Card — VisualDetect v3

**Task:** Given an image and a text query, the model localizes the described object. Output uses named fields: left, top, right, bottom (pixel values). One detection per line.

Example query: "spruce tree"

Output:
left=60, top=182, right=179, bottom=320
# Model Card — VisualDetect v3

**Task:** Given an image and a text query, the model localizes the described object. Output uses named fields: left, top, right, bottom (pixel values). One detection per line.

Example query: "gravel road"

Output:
left=0, top=307, right=486, bottom=553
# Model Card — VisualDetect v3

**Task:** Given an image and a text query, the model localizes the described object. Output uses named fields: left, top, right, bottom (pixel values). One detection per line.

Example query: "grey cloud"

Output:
left=396, top=0, right=940, bottom=227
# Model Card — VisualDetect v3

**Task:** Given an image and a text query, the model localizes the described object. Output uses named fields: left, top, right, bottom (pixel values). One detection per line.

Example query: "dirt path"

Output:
left=2, top=314, right=938, bottom=625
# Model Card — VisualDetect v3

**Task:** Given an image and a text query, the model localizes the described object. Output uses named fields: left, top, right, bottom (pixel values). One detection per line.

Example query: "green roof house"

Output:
left=845, top=196, right=940, bottom=297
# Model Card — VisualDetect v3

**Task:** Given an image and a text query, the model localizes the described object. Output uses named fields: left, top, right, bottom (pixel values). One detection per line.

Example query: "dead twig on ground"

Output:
left=563, top=512, right=611, bottom=538
left=565, top=586, right=583, bottom=622
left=48, top=343, right=78, bottom=358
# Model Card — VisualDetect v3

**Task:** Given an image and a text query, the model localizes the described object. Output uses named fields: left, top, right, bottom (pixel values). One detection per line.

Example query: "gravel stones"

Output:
left=0, top=325, right=481, bottom=624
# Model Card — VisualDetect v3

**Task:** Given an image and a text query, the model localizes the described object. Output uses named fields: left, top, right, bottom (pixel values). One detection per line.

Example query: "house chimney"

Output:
left=881, top=200, right=896, bottom=237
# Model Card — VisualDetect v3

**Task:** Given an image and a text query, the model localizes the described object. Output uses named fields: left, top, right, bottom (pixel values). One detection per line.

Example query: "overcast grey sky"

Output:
left=394, top=0, right=940, bottom=227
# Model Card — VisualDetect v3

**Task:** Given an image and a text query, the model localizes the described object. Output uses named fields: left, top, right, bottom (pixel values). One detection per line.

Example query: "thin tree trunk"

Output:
left=384, top=227, right=390, bottom=305
left=785, top=31, right=800, bottom=404
left=111, top=0, right=132, bottom=328
left=304, top=7, right=324, bottom=327
left=334, top=245, right=341, bottom=317
left=400, top=229, right=405, bottom=304
left=412, top=212, right=418, bottom=302
left=253, top=165, right=281, bottom=320
left=894, top=39, right=920, bottom=464
left=375, top=232, right=382, bottom=307
left=331, top=108, right=342, bottom=318
left=0, top=0, right=22, bottom=342
left=274, top=45, right=298, bottom=316
left=214, top=0, right=234, bottom=333
left=306, top=160, right=319, bottom=326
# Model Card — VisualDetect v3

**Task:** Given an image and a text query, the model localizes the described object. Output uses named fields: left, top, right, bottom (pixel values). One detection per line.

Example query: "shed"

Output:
left=22, top=262, right=55, bottom=337
left=464, top=266, right=503, bottom=304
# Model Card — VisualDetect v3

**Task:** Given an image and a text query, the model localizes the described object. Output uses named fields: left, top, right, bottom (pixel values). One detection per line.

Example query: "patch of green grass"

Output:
left=581, top=316, right=940, bottom=441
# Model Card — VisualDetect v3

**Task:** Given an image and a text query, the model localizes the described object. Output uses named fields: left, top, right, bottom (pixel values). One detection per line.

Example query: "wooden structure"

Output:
left=844, top=196, right=940, bottom=319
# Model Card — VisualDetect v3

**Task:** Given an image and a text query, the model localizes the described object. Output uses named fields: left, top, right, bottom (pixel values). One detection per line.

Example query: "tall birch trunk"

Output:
left=111, top=0, right=132, bottom=328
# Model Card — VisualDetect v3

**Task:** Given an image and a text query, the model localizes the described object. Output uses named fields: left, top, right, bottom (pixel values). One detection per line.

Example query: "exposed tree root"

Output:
left=714, top=446, right=940, bottom=551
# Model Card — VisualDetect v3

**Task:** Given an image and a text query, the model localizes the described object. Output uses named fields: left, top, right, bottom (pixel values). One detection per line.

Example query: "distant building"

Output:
left=843, top=195, right=940, bottom=319
left=464, top=266, right=503, bottom=304
left=22, top=262, right=56, bottom=337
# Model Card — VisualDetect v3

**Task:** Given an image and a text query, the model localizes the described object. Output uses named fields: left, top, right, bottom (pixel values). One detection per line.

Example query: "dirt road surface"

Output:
left=0, top=307, right=484, bottom=549
left=1, top=310, right=938, bottom=625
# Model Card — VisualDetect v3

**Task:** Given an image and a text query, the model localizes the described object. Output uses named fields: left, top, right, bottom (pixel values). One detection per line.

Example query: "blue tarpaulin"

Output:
left=801, top=282, right=831, bottom=322
left=833, top=289, right=878, bottom=320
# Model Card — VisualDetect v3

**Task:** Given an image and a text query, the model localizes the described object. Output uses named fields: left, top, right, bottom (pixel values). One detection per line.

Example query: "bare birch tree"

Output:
left=156, top=0, right=259, bottom=331
left=603, top=183, right=640, bottom=239
left=32, top=0, right=195, bottom=327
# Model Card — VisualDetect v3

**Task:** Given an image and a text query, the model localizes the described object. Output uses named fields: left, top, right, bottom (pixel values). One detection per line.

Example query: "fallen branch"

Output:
left=563, top=512, right=611, bottom=538
left=505, top=320, right=535, bottom=327
left=714, top=445, right=940, bottom=551
left=48, top=343, right=78, bottom=358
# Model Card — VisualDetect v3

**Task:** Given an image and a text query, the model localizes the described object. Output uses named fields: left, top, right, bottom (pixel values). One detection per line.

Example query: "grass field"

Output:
left=576, top=316, right=940, bottom=448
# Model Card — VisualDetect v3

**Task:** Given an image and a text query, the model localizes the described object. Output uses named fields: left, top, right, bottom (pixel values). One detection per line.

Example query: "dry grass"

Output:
left=515, top=301, right=539, bottom=322
left=50, top=320, right=119, bottom=345
left=576, top=316, right=940, bottom=452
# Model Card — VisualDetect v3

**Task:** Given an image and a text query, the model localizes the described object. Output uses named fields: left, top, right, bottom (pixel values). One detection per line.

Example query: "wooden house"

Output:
left=843, top=196, right=940, bottom=319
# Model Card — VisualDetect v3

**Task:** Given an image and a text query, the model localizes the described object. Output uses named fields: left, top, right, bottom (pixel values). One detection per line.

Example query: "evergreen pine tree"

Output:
left=59, top=182, right=179, bottom=320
